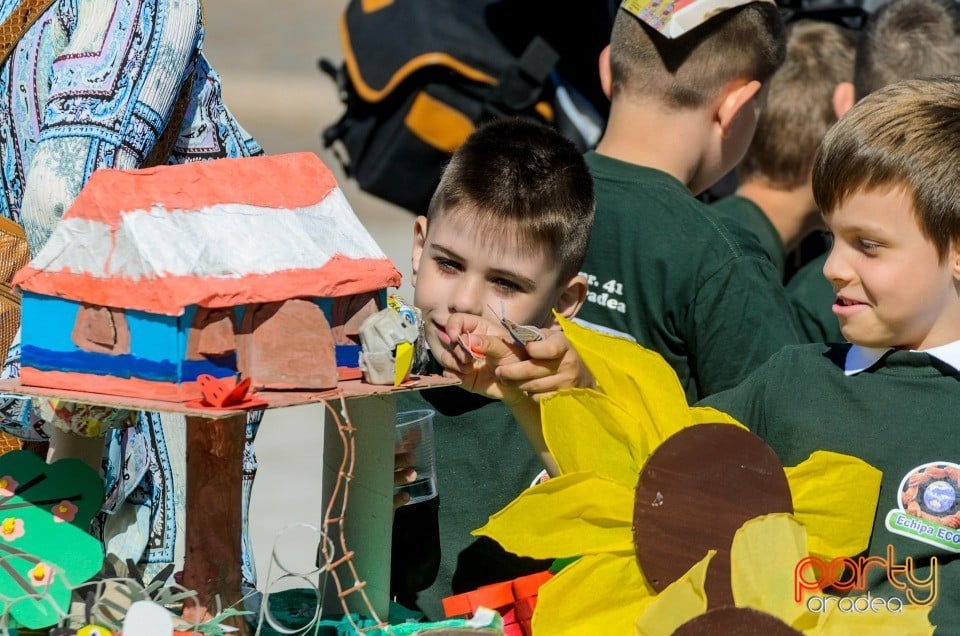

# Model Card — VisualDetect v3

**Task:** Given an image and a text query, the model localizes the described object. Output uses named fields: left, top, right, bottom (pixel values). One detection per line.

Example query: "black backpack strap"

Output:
left=483, top=36, right=559, bottom=118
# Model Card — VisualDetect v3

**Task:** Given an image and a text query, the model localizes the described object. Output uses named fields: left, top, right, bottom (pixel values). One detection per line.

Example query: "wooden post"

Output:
left=182, top=413, right=249, bottom=635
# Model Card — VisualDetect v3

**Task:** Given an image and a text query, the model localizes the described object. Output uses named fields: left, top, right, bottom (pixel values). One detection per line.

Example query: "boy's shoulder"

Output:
left=758, top=342, right=960, bottom=382
left=697, top=342, right=842, bottom=405
left=587, top=152, right=739, bottom=234
left=710, top=195, right=777, bottom=247
left=586, top=152, right=693, bottom=204
left=765, top=341, right=848, bottom=370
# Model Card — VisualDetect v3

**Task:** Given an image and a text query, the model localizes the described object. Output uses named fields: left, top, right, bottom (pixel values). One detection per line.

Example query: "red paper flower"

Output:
left=0, top=476, right=18, bottom=497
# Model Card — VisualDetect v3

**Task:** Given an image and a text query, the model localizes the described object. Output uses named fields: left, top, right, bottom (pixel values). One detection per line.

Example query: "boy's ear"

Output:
left=951, top=240, right=960, bottom=281
left=833, top=82, right=855, bottom=119
left=717, top=80, right=762, bottom=138
left=599, top=44, right=613, bottom=100
left=550, top=274, right=588, bottom=325
left=411, top=216, right=428, bottom=287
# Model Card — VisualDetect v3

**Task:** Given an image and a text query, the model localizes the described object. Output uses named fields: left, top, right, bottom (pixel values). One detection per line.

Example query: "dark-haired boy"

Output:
left=392, top=118, right=594, bottom=620
left=786, top=0, right=960, bottom=342
left=576, top=1, right=800, bottom=402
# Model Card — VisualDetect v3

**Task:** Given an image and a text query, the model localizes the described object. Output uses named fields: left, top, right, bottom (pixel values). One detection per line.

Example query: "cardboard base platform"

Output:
left=0, top=375, right=456, bottom=417
left=0, top=375, right=458, bottom=634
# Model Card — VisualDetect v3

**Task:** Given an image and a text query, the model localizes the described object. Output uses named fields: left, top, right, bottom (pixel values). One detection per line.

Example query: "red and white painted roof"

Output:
left=14, top=153, right=401, bottom=316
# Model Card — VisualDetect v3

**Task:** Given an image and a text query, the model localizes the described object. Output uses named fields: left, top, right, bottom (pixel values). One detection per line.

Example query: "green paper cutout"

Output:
left=0, top=451, right=105, bottom=629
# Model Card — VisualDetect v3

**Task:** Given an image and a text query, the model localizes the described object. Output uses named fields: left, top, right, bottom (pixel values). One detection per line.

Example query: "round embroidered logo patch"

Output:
left=887, top=461, right=960, bottom=552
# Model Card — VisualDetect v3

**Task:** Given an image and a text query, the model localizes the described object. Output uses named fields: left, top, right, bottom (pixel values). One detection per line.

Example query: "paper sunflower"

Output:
left=635, top=514, right=933, bottom=635
left=475, top=317, right=886, bottom=635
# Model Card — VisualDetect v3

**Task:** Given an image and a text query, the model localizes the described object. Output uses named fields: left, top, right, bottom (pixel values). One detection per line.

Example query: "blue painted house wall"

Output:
left=20, top=291, right=375, bottom=384
left=21, top=293, right=235, bottom=383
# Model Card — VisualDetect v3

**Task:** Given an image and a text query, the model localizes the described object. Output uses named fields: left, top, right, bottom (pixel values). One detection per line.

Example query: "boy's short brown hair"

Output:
left=609, top=1, right=786, bottom=109
left=427, top=118, right=594, bottom=282
left=854, top=0, right=960, bottom=100
left=813, top=77, right=960, bottom=260
left=737, top=20, right=857, bottom=189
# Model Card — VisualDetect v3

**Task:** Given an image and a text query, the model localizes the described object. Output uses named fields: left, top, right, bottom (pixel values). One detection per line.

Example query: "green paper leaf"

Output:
left=0, top=451, right=105, bottom=628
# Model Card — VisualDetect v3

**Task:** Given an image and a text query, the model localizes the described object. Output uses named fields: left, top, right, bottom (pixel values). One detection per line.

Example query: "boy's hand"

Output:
left=497, top=327, right=595, bottom=401
left=436, top=315, right=594, bottom=404
left=393, top=427, right=422, bottom=510
left=393, top=450, right=417, bottom=509
left=434, top=313, right=528, bottom=403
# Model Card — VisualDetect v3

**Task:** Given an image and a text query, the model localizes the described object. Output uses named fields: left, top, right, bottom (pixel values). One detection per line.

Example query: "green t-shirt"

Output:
left=701, top=344, right=960, bottom=630
left=786, top=252, right=844, bottom=343
left=711, top=194, right=787, bottom=279
left=391, top=379, right=547, bottom=621
left=576, top=152, right=800, bottom=402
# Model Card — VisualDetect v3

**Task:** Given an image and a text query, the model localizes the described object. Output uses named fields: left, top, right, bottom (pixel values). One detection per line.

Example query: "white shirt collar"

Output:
left=844, top=340, right=960, bottom=376
left=924, top=340, right=960, bottom=370
left=843, top=345, right=889, bottom=376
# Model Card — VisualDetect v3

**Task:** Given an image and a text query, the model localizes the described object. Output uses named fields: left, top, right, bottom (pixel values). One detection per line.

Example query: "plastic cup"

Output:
left=394, top=409, right=437, bottom=505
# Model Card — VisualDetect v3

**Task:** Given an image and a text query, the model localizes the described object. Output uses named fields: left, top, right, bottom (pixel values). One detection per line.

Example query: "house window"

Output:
left=186, top=308, right=237, bottom=360
left=72, top=304, right=131, bottom=354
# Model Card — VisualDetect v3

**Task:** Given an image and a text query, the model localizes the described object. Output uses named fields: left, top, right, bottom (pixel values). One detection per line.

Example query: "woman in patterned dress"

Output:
left=0, top=0, right=264, bottom=588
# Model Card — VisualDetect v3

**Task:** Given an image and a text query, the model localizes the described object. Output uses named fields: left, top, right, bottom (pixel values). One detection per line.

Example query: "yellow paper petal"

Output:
left=634, top=549, right=712, bottom=636
left=785, top=451, right=881, bottom=559
left=474, top=472, right=635, bottom=559
left=533, top=551, right=654, bottom=636
left=558, top=315, right=691, bottom=442
left=687, top=405, right=745, bottom=428
left=730, top=514, right=809, bottom=628
left=808, top=603, right=933, bottom=635
left=542, top=389, right=651, bottom=484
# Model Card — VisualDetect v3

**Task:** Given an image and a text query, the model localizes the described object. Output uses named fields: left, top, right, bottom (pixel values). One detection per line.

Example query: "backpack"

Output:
left=320, top=0, right=609, bottom=215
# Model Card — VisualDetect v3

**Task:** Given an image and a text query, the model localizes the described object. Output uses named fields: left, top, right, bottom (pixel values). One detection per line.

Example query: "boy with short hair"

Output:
left=700, top=77, right=960, bottom=628
left=391, top=117, right=594, bottom=620
left=711, top=20, right=857, bottom=279
left=786, top=0, right=960, bottom=342
left=577, top=1, right=800, bottom=402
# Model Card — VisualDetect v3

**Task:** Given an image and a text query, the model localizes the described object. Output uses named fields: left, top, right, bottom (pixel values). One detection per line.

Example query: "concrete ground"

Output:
left=202, top=0, right=417, bottom=605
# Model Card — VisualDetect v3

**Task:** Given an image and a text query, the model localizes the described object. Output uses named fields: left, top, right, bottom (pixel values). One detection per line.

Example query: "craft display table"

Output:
left=0, top=376, right=455, bottom=634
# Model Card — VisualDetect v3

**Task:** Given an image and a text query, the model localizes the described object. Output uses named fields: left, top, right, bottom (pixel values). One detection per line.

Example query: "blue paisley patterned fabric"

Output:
left=0, top=0, right=264, bottom=586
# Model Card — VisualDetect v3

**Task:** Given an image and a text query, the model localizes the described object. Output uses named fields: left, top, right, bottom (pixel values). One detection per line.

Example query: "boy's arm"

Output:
left=435, top=315, right=557, bottom=473
left=695, top=353, right=775, bottom=438
left=692, top=255, right=800, bottom=397
left=437, top=315, right=594, bottom=476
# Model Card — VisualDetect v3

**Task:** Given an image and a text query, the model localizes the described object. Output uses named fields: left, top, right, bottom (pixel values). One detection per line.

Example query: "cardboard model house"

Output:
left=13, top=153, right=401, bottom=402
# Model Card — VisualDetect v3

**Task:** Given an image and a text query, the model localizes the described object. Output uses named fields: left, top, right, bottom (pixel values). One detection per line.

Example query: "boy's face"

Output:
left=822, top=186, right=960, bottom=350
left=411, top=209, right=570, bottom=357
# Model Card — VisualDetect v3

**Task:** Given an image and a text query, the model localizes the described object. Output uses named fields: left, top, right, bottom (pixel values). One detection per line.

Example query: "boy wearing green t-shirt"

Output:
left=391, top=118, right=594, bottom=620
left=576, top=1, right=800, bottom=402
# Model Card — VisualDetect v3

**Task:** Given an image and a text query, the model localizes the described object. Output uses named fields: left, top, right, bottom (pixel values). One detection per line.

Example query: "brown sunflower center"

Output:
left=673, top=606, right=803, bottom=635
left=633, top=424, right=793, bottom=607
